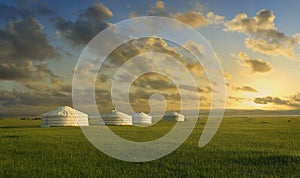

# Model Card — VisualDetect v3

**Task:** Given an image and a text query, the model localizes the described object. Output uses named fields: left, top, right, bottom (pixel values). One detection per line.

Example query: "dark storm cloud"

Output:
left=55, top=3, right=113, bottom=45
left=0, top=15, right=56, bottom=81
left=5, top=17, right=55, bottom=59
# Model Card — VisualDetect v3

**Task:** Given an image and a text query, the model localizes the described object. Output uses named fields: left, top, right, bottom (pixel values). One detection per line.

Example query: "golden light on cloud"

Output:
left=2, top=0, right=300, bottom=118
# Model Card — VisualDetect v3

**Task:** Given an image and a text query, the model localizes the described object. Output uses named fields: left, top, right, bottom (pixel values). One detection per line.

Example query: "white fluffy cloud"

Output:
left=225, top=9, right=300, bottom=59
left=206, top=11, right=225, bottom=26
left=171, top=11, right=225, bottom=28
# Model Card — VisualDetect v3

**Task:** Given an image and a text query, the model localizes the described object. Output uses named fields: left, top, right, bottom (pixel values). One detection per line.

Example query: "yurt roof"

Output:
left=133, top=112, right=151, bottom=117
left=164, top=111, right=183, bottom=117
left=102, top=110, right=131, bottom=118
left=42, top=106, right=88, bottom=118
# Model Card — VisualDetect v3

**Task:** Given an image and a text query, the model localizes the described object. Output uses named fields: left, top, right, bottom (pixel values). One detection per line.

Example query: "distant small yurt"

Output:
left=41, top=106, right=89, bottom=127
left=132, top=112, right=152, bottom=125
left=102, top=110, right=132, bottom=125
left=163, top=111, right=185, bottom=121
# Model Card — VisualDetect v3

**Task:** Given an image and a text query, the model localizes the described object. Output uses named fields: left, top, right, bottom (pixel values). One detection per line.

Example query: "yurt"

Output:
left=163, top=111, right=185, bottom=121
left=102, top=110, right=132, bottom=125
left=132, top=112, right=152, bottom=125
left=41, top=106, right=89, bottom=127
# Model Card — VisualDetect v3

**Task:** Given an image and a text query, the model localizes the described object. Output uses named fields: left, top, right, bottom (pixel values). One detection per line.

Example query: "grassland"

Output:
left=1, top=117, right=300, bottom=177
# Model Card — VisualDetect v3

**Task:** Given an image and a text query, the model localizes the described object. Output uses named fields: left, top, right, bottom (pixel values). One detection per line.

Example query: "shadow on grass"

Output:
left=0, top=135, right=20, bottom=138
left=0, top=125, right=40, bottom=129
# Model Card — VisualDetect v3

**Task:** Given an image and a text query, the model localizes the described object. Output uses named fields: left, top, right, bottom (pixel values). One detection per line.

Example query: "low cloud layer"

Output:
left=228, top=96, right=250, bottom=102
left=225, top=9, right=300, bottom=59
left=233, top=86, right=258, bottom=92
left=254, top=93, right=300, bottom=108
left=254, top=96, right=288, bottom=105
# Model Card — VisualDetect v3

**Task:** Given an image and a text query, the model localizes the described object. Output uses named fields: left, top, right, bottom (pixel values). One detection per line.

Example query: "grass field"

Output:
left=1, top=117, right=300, bottom=177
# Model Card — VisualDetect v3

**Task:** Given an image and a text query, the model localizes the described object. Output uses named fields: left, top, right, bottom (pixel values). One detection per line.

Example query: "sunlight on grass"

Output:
left=1, top=117, right=300, bottom=177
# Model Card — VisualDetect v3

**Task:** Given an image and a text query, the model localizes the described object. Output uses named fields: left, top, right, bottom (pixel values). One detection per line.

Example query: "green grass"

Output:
left=1, top=117, right=300, bottom=177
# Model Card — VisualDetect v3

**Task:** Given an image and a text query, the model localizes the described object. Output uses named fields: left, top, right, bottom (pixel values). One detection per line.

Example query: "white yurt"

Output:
left=163, top=111, right=185, bottom=121
left=102, top=110, right=132, bottom=125
left=132, top=112, right=152, bottom=125
left=41, top=106, right=89, bottom=127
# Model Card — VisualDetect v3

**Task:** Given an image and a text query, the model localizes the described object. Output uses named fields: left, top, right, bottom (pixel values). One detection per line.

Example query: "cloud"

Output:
left=107, top=37, right=183, bottom=66
left=129, top=88, right=181, bottom=113
left=228, top=96, right=250, bottom=102
left=244, top=59, right=272, bottom=73
left=0, top=15, right=57, bottom=81
left=0, top=61, right=57, bottom=81
left=129, top=2, right=224, bottom=28
left=179, top=84, right=204, bottom=93
left=0, top=88, right=71, bottom=107
left=132, top=73, right=177, bottom=91
left=55, top=3, right=113, bottom=45
left=225, top=9, right=300, bottom=59
left=1, top=16, right=55, bottom=60
left=235, top=52, right=271, bottom=73
left=35, top=2, right=53, bottom=15
left=253, top=94, right=300, bottom=108
left=183, top=40, right=204, bottom=57
left=0, top=4, right=71, bottom=116
left=224, top=72, right=232, bottom=80
left=129, top=11, right=139, bottom=18
left=171, top=10, right=225, bottom=28
left=185, top=61, right=204, bottom=76
left=290, top=93, right=300, bottom=103
left=254, top=96, right=288, bottom=105
left=102, top=36, right=209, bottom=91
left=155, top=1, right=164, bottom=9
left=244, top=37, right=296, bottom=59
left=206, top=11, right=225, bottom=26
left=171, top=11, right=208, bottom=28
left=147, top=1, right=167, bottom=16
left=233, top=86, right=258, bottom=92
left=93, top=37, right=212, bottom=112
left=0, top=77, right=73, bottom=116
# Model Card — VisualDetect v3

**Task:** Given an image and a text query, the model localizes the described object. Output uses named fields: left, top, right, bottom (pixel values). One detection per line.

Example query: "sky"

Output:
left=1, top=0, right=300, bottom=117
